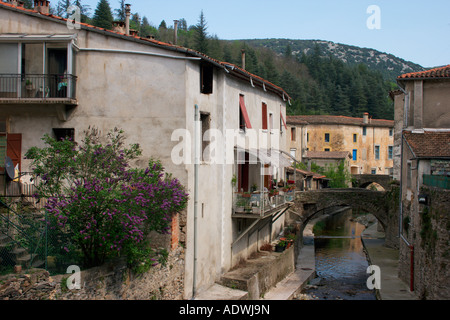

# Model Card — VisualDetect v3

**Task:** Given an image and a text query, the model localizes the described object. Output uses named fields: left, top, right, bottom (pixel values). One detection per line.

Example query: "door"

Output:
left=47, top=48, right=67, bottom=97
left=7, top=133, right=22, bottom=172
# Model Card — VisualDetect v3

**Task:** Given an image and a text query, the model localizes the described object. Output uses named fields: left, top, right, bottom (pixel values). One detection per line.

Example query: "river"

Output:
left=300, top=208, right=378, bottom=300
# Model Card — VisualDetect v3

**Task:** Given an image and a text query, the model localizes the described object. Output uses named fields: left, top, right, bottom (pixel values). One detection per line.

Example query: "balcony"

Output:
left=232, top=188, right=295, bottom=219
left=0, top=73, right=77, bottom=102
left=0, top=74, right=77, bottom=120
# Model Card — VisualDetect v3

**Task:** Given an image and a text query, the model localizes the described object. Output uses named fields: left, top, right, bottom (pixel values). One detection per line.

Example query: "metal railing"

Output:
left=233, top=189, right=294, bottom=217
left=0, top=74, right=77, bottom=100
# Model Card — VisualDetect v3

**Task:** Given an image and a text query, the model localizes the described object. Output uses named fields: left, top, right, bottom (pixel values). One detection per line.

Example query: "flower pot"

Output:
left=275, top=244, right=286, bottom=252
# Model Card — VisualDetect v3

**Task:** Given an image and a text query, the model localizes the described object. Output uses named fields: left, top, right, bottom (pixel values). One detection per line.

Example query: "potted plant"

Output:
left=25, top=79, right=33, bottom=90
left=275, top=240, right=287, bottom=252
left=250, top=183, right=258, bottom=193
left=235, top=198, right=247, bottom=213
left=242, top=192, right=251, bottom=198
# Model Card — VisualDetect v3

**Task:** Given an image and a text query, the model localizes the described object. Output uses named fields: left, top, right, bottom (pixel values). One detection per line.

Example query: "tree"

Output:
left=92, top=0, right=113, bottom=29
left=193, top=10, right=209, bottom=55
left=114, top=0, right=126, bottom=21
left=25, top=128, right=188, bottom=270
left=56, top=0, right=71, bottom=18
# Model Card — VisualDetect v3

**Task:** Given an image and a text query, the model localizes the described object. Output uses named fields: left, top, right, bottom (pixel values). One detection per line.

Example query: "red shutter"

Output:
left=262, top=103, right=268, bottom=130
left=280, top=111, right=287, bottom=130
left=239, top=95, right=252, bottom=129
left=7, top=133, right=22, bottom=171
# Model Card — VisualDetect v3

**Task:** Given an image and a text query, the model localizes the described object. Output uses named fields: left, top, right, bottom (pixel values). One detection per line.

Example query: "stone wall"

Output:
left=398, top=187, right=450, bottom=299
left=0, top=246, right=185, bottom=300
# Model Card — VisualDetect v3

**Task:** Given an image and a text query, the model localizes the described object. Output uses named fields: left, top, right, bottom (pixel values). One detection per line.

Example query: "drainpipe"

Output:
left=398, top=82, right=414, bottom=292
left=192, top=104, right=200, bottom=298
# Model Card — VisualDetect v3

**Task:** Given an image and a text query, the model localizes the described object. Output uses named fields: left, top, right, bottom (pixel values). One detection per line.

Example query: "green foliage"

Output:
left=296, top=160, right=352, bottom=188
left=25, top=128, right=188, bottom=271
left=92, top=0, right=113, bottom=29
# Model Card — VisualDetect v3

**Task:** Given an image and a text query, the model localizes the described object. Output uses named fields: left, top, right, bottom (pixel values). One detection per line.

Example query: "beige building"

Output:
left=287, top=114, right=394, bottom=175
left=0, top=0, right=293, bottom=299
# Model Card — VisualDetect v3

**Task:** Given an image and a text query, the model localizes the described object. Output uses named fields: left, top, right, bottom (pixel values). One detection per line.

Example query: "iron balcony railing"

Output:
left=233, top=189, right=295, bottom=217
left=0, top=74, right=77, bottom=100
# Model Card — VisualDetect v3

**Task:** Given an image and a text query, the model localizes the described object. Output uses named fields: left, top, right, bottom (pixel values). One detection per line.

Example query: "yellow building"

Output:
left=287, top=113, right=394, bottom=175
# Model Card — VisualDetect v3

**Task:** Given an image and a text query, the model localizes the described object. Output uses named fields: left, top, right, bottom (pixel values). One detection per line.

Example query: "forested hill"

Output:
left=243, top=39, right=425, bottom=82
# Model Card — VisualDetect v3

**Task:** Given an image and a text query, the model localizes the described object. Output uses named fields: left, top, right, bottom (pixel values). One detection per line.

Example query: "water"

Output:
left=302, top=209, right=377, bottom=300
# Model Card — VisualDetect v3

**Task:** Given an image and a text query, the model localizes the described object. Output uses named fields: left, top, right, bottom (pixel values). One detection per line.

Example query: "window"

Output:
left=371, top=168, right=377, bottom=174
left=200, top=113, right=210, bottom=162
left=290, top=148, right=296, bottom=159
left=388, top=146, right=393, bottom=160
left=53, top=128, right=75, bottom=141
left=374, top=145, right=380, bottom=160
left=353, top=134, right=357, bottom=143
left=307, top=133, right=309, bottom=142
left=324, top=148, right=330, bottom=152
left=291, top=127, right=296, bottom=141
left=280, top=111, right=287, bottom=134
left=239, top=95, right=252, bottom=131
left=269, top=113, right=273, bottom=132
left=363, top=127, right=367, bottom=136
left=352, top=149, right=357, bottom=161
left=324, top=133, right=330, bottom=143
left=262, top=103, right=268, bottom=130
left=389, top=128, right=393, bottom=137
left=200, top=62, right=213, bottom=94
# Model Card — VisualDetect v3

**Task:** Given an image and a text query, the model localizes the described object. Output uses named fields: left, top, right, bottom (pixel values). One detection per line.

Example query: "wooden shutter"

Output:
left=262, top=103, right=268, bottom=130
left=7, top=133, right=22, bottom=171
left=239, top=95, right=252, bottom=129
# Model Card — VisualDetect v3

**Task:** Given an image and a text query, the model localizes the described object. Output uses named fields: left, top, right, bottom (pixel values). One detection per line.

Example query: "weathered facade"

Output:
left=0, top=0, right=293, bottom=299
left=393, top=64, right=450, bottom=299
left=287, top=114, right=394, bottom=176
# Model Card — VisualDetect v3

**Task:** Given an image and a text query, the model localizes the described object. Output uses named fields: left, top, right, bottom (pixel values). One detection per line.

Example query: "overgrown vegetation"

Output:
left=296, top=160, right=353, bottom=188
left=25, top=127, right=188, bottom=272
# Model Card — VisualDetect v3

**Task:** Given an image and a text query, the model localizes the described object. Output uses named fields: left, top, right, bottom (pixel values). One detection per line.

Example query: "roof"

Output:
left=305, top=151, right=351, bottom=160
left=398, top=65, right=450, bottom=81
left=287, top=115, right=394, bottom=127
left=403, top=130, right=450, bottom=159
left=0, top=1, right=291, bottom=101
left=287, top=167, right=326, bottom=180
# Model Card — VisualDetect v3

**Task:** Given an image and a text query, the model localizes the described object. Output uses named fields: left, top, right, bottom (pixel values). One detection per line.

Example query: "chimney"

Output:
left=363, top=112, right=369, bottom=124
left=125, top=3, right=131, bottom=35
left=34, top=0, right=50, bottom=14
left=173, top=20, right=179, bottom=45
left=241, top=49, right=246, bottom=70
left=112, top=21, right=126, bottom=34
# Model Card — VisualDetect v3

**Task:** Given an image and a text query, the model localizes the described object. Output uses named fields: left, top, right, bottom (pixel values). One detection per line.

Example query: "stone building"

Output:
left=0, top=0, right=293, bottom=299
left=393, top=64, right=450, bottom=299
left=287, top=114, right=394, bottom=175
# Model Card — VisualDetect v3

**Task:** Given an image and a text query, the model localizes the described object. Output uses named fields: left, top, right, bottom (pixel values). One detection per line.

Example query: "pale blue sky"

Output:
left=80, top=0, right=450, bottom=68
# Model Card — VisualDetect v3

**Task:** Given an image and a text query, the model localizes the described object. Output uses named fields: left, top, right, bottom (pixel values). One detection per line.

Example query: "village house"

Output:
left=0, top=0, right=294, bottom=299
left=392, top=64, right=450, bottom=299
left=287, top=114, right=394, bottom=176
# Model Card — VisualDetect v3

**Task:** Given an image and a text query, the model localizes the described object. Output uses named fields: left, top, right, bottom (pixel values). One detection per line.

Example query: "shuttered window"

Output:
left=262, top=103, right=268, bottom=130
left=239, top=95, right=252, bottom=130
left=7, top=133, right=22, bottom=172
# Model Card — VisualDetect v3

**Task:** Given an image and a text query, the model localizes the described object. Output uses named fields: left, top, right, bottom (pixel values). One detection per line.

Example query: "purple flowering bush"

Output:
left=25, top=128, right=188, bottom=270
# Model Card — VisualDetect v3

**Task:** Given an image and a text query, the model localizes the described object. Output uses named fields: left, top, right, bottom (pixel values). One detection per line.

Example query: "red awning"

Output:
left=280, top=111, right=287, bottom=130
left=239, top=95, right=252, bottom=129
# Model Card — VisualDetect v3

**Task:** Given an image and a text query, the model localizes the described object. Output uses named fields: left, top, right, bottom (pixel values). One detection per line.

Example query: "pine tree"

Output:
left=56, top=0, right=71, bottom=18
left=92, top=0, right=113, bottom=30
left=194, top=10, right=209, bottom=55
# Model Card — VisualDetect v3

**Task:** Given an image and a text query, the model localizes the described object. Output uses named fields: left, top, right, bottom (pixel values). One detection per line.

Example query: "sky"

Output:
left=80, top=0, right=450, bottom=68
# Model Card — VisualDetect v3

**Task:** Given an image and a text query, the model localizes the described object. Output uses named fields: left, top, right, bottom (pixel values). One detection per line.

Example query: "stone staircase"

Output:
left=0, top=202, right=46, bottom=270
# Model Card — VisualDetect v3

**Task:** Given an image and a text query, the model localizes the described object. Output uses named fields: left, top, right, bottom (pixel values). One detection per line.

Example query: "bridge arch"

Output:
left=352, top=174, right=392, bottom=191
left=293, top=189, right=398, bottom=246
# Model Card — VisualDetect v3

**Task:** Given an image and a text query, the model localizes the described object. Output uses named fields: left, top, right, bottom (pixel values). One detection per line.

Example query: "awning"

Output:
left=236, top=147, right=292, bottom=168
left=0, top=34, right=77, bottom=42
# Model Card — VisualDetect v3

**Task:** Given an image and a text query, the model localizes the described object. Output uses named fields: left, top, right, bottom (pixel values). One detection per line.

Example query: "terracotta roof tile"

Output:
left=0, top=1, right=291, bottom=101
left=305, top=151, right=351, bottom=159
left=287, top=115, right=393, bottom=127
left=403, top=131, right=450, bottom=158
left=398, top=64, right=450, bottom=80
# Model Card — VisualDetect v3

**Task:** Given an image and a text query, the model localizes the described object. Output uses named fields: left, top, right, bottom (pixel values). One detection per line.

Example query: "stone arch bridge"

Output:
left=293, top=188, right=398, bottom=248
left=352, top=174, right=392, bottom=190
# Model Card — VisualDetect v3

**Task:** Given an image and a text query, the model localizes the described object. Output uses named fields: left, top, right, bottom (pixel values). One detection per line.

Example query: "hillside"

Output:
left=242, top=39, right=425, bottom=81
